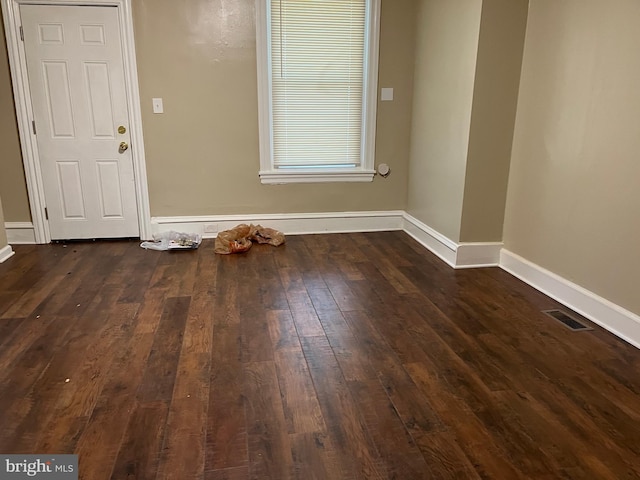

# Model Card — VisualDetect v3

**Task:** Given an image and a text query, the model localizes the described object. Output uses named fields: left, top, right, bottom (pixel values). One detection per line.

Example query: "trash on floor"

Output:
left=140, top=231, right=202, bottom=251
left=214, top=224, right=285, bottom=255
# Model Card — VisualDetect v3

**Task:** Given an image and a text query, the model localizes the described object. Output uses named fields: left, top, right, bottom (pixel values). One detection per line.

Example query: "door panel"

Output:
left=42, top=61, right=75, bottom=138
left=96, top=161, right=124, bottom=218
left=85, top=62, right=116, bottom=138
left=21, top=4, right=139, bottom=239
left=38, top=23, right=64, bottom=45
left=57, top=161, right=85, bottom=219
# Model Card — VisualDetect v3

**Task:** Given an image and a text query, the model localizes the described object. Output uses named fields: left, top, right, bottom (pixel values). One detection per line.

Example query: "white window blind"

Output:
left=269, top=0, right=367, bottom=168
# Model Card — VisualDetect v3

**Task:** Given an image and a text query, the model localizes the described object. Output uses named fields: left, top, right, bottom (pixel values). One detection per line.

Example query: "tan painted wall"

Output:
left=134, top=0, right=415, bottom=216
left=0, top=0, right=416, bottom=220
left=504, top=0, right=640, bottom=315
left=459, top=0, right=528, bottom=242
left=406, top=0, right=482, bottom=242
left=0, top=195, right=7, bottom=248
left=0, top=17, right=30, bottom=222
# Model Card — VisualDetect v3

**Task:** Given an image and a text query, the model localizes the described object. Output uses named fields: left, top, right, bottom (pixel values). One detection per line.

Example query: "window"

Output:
left=256, top=0, right=381, bottom=184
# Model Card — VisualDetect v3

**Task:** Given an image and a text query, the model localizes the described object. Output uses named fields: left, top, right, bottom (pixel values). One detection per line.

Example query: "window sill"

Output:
left=259, top=169, right=375, bottom=185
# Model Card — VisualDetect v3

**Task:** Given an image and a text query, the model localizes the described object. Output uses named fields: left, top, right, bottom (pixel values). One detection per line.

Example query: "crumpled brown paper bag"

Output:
left=214, top=224, right=285, bottom=255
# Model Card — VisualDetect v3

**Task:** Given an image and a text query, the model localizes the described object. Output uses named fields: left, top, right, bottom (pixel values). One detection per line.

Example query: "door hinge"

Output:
left=44, top=207, right=48, bottom=220
left=20, top=26, right=24, bottom=41
left=32, top=120, right=36, bottom=135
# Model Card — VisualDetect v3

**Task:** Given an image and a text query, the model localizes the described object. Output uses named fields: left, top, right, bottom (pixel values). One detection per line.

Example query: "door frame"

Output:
left=1, top=0, right=151, bottom=242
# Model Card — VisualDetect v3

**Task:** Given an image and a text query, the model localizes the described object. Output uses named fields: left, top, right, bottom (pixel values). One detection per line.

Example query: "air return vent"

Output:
left=542, top=309, right=593, bottom=331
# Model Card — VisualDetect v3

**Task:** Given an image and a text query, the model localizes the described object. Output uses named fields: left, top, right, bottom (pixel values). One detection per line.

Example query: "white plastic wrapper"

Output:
left=140, top=231, right=202, bottom=251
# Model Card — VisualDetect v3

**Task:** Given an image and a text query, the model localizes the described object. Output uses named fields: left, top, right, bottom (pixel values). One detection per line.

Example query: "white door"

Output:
left=20, top=4, right=139, bottom=240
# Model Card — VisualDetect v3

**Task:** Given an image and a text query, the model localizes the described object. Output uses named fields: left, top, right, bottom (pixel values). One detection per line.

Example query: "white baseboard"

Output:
left=402, top=213, right=457, bottom=266
left=402, top=213, right=502, bottom=268
left=500, top=249, right=640, bottom=350
left=0, top=244, right=15, bottom=263
left=151, top=211, right=405, bottom=238
left=5, top=222, right=36, bottom=244
left=456, top=242, right=504, bottom=268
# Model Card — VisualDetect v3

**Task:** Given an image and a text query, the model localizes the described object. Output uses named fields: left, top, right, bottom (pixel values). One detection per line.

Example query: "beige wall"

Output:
left=406, top=0, right=482, bottom=242
left=0, top=0, right=417, bottom=220
left=504, top=0, right=640, bottom=315
left=459, top=0, right=528, bottom=242
left=134, top=0, right=415, bottom=216
left=0, top=17, right=30, bottom=223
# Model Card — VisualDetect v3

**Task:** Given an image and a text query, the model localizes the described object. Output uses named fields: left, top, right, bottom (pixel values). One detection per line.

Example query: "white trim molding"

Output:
left=4, top=222, right=36, bottom=244
left=500, top=250, right=640, bottom=350
left=259, top=169, right=377, bottom=185
left=152, top=211, right=405, bottom=238
left=0, top=245, right=15, bottom=263
left=402, top=213, right=457, bottom=266
left=1, top=0, right=152, bottom=243
left=456, top=243, right=504, bottom=269
left=402, top=213, right=502, bottom=269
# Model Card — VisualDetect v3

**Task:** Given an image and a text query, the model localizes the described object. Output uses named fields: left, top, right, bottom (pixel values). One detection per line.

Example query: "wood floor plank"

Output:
left=206, top=350, right=247, bottom=471
left=474, top=332, right=640, bottom=477
left=137, top=296, right=191, bottom=403
left=0, top=317, right=25, bottom=347
left=0, top=315, right=71, bottom=451
left=206, top=256, right=248, bottom=471
left=273, top=347, right=325, bottom=434
left=34, top=301, right=140, bottom=453
left=167, top=250, right=199, bottom=297
left=238, top=254, right=275, bottom=364
left=204, top=466, right=250, bottom=480
left=339, top=310, right=447, bottom=438
left=110, top=401, right=170, bottom=480
left=306, top=287, right=340, bottom=314
left=1, top=244, right=73, bottom=296
left=115, top=244, right=161, bottom=304
left=155, top=353, right=210, bottom=480
left=411, top=431, right=483, bottom=480
left=0, top=274, right=67, bottom=318
left=403, top=361, right=529, bottom=480
left=3, top=245, right=88, bottom=318
left=155, top=291, right=215, bottom=480
left=300, top=335, right=385, bottom=479
left=111, top=294, right=190, bottom=479
left=244, top=360, right=294, bottom=480
left=317, top=309, right=376, bottom=382
left=287, top=293, right=325, bottom=338
left=74, top=331, right=156, bottom=480
left=289, top=432, right=351, bottom=480
left=491, top=389, right=620, bottom=478
left=0, top=313, right=57, bottom=374
left=0, top=284, right=132, bottom=452
left=347, top=379, right=433, bottom=479
left=255, top=249, right=290, bottom=311
left=266, top=309, right=299, bottom=351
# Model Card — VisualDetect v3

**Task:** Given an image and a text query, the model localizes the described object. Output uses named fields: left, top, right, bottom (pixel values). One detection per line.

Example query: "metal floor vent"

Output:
left=543, top=309, right=593, bottom=331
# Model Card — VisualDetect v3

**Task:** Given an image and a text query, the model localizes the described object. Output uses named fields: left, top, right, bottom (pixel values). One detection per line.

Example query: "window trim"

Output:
left=255, top=0, right=381, bottom=184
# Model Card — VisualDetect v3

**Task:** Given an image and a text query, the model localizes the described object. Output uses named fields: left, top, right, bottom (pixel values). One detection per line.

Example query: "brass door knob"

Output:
left=119, top=141, right=129, bottom=152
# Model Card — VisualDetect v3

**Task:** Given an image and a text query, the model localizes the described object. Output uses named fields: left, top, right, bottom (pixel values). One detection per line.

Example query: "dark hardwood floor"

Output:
left=1, top=231, right=639, bottom=479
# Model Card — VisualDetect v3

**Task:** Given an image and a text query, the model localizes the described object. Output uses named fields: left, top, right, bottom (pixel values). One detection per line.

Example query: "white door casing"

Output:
left=1, top=0, right=151, bottom=242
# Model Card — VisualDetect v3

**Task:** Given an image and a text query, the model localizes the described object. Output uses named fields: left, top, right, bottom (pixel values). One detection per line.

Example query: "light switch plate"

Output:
left=381, top=88, right=394, bottom=101
left=152, top=98, right=164, bottom=114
